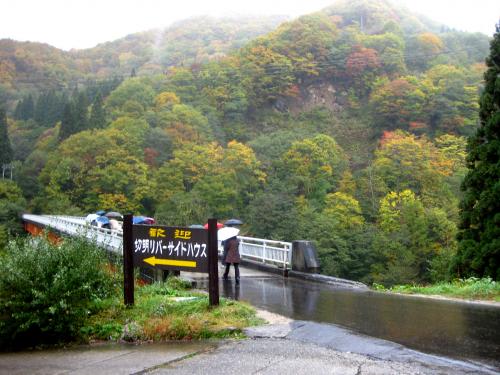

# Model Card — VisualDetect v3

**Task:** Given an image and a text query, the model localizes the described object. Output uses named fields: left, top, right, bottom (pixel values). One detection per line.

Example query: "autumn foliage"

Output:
left=1, top=0, right=494, bottom=285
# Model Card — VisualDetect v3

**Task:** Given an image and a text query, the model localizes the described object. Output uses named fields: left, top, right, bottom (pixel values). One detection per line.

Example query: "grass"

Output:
left=80, top=277, right=265, bottom=343
left=373, top=277, right=500, bottom=302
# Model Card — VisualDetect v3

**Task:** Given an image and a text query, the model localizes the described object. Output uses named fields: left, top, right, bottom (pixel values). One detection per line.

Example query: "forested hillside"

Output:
left=0, top=15, right=285, bottom=104
left=1, top=0, right=495, bottom=285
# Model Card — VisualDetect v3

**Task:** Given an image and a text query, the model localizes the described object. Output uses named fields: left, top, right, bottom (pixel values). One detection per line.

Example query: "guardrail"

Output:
left=22, top=214, right=123, bottom=254
left=21, top=215, right=292, bottom=270
left=236, top=236, right=291, bottom=269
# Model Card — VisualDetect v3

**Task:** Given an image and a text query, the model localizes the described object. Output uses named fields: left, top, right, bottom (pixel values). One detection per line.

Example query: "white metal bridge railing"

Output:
left=236, top=236, right=291, bottom=270
left=23, top=214, right=123, bottom=254
left=21, top=214, right=292, bottom=269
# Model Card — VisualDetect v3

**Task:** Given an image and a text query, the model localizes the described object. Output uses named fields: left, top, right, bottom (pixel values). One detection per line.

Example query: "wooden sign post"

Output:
left=123, top=214, right=134, bottom=306
left=207, top=218, right=219, bottom=306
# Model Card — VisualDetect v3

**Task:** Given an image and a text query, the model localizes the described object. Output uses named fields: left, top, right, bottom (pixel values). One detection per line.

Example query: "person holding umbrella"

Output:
left=222, top=234, right=240, bottom=284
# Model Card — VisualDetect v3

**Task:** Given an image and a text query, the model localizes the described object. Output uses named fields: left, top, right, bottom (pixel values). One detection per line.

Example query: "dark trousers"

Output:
left=223, top=263, right=240, bottom=280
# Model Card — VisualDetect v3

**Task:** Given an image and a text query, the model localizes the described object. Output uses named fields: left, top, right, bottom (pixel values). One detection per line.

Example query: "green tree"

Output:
left=311, top=192, right=371, bottom=280
left=239, top=45, right=295, bottom=108
left=0, top=108, right=13, bottom=166
left=406, top=32, right=444, bottom=70
left=34, top=91, right=62, bottom=128
left=155, top=191, right=210, bottom=227
left=199, top=59, right=248, bottom=126
left=370, top=131, right=455, bottom=211
left=191, top=172, right=239, bottom=219
left=371, top=190, right=426, bottom=285
left=144, top=127, right=173, bottom=168
left=363, top=32, right=406, bottom=76
left=105, top=77, right=155, bottom=116
left=434, top=134, right=468, bottom=198
left=13, top=95, right=34, bottom=121
left=453, top=25, right=500, bottom=280
left=345, top=45, right=381, bottom=96
left=369, top=76, right=427, bottom=131
left=157, top=103, right=213, bottom=144
left=154, top=140, right=264, bottom=219
left=162, top=68, right=199, bottom=104
left=372, top=190, right=458, bottom=285
left=0, top=180, right=26, bottom=249
left=89, top=92, right=106, bottom=129
left=245, top=187, right=298, bottom=241
left=58, top=101, right=75, bottom=141
left=40, top=119, right=150, bottom=213
left=34, top=93, right=49, bottom=126
left=73, top=91, right=89, bottom=132
left=271, top=13, right=338, bottom=78
left=426, top=64, right=480, bottom=135
left=279, top=134, right=347, bottom=203
left=154, top=142, right=223, bottom=201
left=323, top=192, right=364, bottom=230
left=222, top=140, right=265, bottom=210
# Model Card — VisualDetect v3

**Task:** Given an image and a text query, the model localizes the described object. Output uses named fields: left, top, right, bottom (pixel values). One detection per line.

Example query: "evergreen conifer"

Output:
left=454, top=23, right=500, bottom=280
left=0, top=108, right=13, bottom=166
left=89, top=92, right=106, bottom=129
left=59, top=102, right=75, bottom=141
left=73, top=91, right=89, bottom=132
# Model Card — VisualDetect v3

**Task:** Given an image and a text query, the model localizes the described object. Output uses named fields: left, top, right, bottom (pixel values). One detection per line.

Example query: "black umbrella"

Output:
left=224, top=218, right=243, bottom=227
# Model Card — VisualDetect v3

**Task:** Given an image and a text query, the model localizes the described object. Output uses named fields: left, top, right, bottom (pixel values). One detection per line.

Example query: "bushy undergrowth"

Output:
left=0, top=236, right=119, bottom=349
left=374, top=277, right=500, bottom=301
left=82, top=280, right=263, bottom=342
left=0, top=235, right=262, bottom=348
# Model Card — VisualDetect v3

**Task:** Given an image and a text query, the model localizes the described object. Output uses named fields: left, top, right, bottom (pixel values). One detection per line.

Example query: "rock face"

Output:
left=281, top=82, right=347, bottom=115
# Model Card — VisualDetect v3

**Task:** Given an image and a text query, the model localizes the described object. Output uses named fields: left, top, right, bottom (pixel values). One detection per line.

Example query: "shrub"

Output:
left=0, top=236, right=118, bottom=349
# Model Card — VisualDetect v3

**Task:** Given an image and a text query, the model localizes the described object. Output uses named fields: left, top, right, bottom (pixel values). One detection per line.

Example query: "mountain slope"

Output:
left=0, top=15, right=286, bottom=104
left=5, top=0, right=497, bottom=285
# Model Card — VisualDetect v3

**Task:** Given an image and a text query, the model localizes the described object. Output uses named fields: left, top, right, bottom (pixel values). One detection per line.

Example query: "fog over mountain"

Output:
left=0, top=0, right=498, bottom=50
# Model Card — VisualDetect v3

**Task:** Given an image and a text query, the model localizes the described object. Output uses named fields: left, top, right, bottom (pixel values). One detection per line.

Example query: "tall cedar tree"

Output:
left=454, top=24, right=500, bottom=280
left=89, top=92, right=106, bottom=129
left=59, top=102, right=75, bottom=141
left=0, top=108, right=13, bottom=165
left=13, top=95, right=34, bottom=121
left=73, top=92, right=89, bottom=132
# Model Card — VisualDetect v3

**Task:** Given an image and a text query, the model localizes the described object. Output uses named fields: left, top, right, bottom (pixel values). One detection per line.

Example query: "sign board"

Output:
left=132, top=225, right=208, bottom=273
left=123, top=215, right=218, bottom=307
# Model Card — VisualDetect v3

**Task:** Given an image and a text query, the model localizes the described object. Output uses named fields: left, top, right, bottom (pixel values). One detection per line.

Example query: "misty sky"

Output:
left=1, top=0, right=499, bottom=50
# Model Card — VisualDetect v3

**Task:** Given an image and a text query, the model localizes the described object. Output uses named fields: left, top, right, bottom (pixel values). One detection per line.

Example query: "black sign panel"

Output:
left=132, top=225, right=208, bottom=273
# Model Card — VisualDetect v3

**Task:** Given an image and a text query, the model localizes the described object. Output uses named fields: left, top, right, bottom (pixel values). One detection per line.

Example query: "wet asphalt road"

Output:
left=196, top=266, right=500, bottom=370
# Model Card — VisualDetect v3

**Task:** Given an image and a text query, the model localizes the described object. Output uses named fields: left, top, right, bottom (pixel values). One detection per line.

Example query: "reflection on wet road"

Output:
left=219, top=276, right=500, bottom=368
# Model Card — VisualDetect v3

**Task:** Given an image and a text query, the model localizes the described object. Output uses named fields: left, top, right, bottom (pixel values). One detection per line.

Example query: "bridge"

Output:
left=22, top=214, right=367, bottom=289
left=22, top=214, right=292, bottom=270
